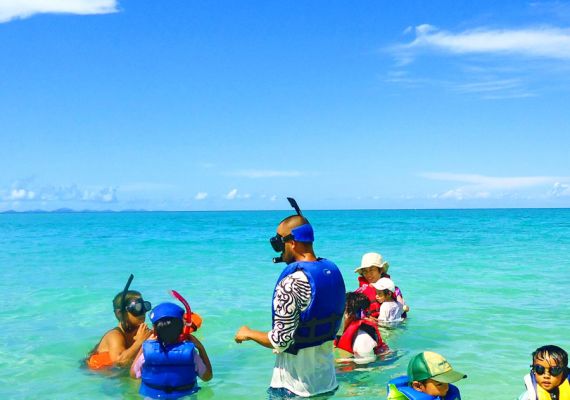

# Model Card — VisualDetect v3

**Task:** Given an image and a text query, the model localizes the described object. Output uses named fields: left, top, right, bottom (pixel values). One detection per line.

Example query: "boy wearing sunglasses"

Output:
left=519, top=345, right=569, bottom=400
left=86, top=287, right=152, bottom=370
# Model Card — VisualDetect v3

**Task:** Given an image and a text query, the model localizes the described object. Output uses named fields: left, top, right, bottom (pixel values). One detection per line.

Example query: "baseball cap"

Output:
left=371, top=277, right=396, bottom=293
left=150, top=302, right=184, bottom=324
left=354, top=252, right=390, bottom=274
left=407, top=352, right=467, bottom=383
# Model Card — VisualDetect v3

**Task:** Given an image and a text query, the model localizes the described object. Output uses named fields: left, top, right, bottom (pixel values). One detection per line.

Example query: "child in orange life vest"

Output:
left=335, top=292, right=387, bottom=363
left=519, top=345, right=569, bottom=400
left=130, top=302, right=212, bottom=399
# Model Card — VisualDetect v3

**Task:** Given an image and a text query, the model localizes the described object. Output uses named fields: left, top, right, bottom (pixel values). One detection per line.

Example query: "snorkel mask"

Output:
left=119, top=274, right=151, bottom=330
left=270, top=197, right=314, bottom=263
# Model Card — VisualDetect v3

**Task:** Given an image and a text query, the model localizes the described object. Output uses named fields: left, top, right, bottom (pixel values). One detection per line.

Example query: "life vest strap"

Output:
left=143, top=381, right=196, bottom=394
left=293, top=313, right=343, bottom=344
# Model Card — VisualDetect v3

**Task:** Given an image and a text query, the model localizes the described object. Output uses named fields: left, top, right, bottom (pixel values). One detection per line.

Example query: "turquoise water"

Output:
left=1, top=209, right=569, bottom=399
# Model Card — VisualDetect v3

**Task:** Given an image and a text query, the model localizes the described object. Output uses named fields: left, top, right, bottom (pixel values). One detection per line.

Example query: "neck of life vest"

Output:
left=140, top=340, right=198, bottom=399
left=272, top=258, right=345, bottom=355
left=387, top=376, right=461, bottom=400
left=524, top=372, right=570, bottom=400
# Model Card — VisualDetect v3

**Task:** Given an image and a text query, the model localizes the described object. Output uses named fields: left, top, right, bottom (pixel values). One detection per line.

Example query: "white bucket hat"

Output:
left=371, top=277, right=396, bottom=293
left=354, top=252, right=389, bottom=274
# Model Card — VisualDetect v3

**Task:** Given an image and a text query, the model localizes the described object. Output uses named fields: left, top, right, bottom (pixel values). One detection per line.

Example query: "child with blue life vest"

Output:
left=130, top=302, right=212, bottom=399
left=518, top=345, right=569, bottom=400
left=334, top=292, right=388, bottom=363
left=387, top=351, right=466, bottom=400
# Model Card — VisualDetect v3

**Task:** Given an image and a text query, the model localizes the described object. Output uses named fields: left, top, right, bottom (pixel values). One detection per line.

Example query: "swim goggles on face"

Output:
left=269, top=233, right=294, bottom=253
left=531, top=364, right=567, bottom=376
left=126, top=298, right=152, bottom=317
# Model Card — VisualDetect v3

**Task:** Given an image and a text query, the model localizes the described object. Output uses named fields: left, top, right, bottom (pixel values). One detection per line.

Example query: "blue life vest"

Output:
left=140, top=340, right=198, bottom=399
left=272, top=258, right=345, bottom=355
left=387, top=376, right=461, bottom=400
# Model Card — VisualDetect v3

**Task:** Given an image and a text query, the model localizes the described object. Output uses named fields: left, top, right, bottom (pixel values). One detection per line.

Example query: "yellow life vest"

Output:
left=524, top=373, right=570, bottom=400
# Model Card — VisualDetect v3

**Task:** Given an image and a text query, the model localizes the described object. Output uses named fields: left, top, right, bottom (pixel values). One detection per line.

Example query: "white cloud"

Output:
left=1, top=182, right=116, bottom=203
left=194, top=192, right=208, bottom=201
left=225, top=188, right=238, bottom=200
left=422, top=172, right=570, bottom=201
left=228, top=170, right=303, bottom=179
left=551, top=182, right=570, bottom=197
left=270, top=195, right=277, bottom=202
left=0, top=0, right=118, bottom=23
left=401, top=25, right=570, bottom=60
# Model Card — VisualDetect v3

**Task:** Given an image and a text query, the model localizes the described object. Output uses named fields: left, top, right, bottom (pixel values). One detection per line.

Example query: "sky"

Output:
left=1, top=0, right=569, bottom=211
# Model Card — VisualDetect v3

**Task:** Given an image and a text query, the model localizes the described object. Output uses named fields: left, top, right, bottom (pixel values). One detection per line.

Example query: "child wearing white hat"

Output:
left=372, top=278, right=404, bottom=325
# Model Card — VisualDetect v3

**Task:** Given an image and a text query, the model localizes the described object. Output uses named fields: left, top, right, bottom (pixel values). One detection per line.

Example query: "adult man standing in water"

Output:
left=235, top=201, right=346, bottom=398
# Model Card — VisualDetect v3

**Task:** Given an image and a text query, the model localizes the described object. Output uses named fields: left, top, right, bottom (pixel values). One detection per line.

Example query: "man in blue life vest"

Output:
left=235, top=206, right=346, bottom=398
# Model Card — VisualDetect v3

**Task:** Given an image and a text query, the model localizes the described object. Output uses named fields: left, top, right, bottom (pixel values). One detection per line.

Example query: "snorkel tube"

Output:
left=169, top=289, right=195, bottom=340
left=120, top=274, right=134, bottom=332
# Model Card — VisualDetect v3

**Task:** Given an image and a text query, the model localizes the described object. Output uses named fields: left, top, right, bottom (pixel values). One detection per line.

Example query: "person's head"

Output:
left=345, top=292, right=370, bottom=318
left=371, top=278, right=396, bottom=303
left=274, top=215, right=315, bottom=264
left=354, top=252, right=389, bottom=284
left=408, top=351, right=467, bottom=397
left=113, top=290, right=151, bottom=329
left=531, top=345, right=569, bottom=392
left=150, top=302, right=185, bottom=346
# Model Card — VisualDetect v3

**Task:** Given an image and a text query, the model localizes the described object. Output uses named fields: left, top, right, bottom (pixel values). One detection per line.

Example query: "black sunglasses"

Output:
left=531, top=364, right=567, bottom=376
left=126, top=298, right=152, bottom=317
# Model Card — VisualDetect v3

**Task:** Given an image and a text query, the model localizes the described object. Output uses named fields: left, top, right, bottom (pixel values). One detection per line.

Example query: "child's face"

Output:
left=533, top=354, right=566, bottom=392
left=413, top=379, right=449, bottom=397
left=375, top=289, right=391, bottom=302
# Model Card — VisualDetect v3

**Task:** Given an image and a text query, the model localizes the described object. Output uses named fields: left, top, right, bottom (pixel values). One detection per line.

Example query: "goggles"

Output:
left=126, top=298, right=152, bottom=317
left=270, top=233, right=294, bottom=253
left=531, top=364, right=567, bottom=376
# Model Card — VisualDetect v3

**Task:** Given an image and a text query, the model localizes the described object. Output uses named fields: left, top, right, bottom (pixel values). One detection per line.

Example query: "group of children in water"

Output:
left=85, top=257, right=569, bottom=400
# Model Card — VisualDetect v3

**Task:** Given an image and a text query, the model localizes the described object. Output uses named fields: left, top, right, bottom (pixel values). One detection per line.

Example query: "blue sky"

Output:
left=1, top=0, right=569, bottom=211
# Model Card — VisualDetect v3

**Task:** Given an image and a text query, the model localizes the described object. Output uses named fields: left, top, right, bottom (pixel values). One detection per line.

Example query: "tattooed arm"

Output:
left=234, top=271, right=311, bottom=351
left=268, top=271, right=311, bottom=352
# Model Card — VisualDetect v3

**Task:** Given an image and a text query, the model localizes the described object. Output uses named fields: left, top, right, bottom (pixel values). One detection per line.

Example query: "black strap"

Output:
left=143, top=381, right=196, bottom=394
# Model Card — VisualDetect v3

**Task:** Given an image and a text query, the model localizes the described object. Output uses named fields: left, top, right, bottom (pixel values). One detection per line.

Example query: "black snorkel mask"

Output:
left=270, top=197, right=314, bottom=263
left=119, top=274, right=151, bottom=330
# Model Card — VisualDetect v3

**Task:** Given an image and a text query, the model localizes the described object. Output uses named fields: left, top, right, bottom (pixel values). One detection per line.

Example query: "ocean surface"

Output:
left=1, top=209, right=569, bottom=399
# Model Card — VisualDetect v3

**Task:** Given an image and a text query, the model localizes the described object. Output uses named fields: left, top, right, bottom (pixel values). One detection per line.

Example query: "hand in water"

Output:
left=134, top=323, right=151, bottom=343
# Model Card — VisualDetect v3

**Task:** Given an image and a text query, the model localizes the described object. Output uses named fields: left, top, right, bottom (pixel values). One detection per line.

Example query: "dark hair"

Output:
left=112, top=290, right=141, bottom=321
left=345, top=292, right=370, bottom=317
left=155, top=317, right=184, bottom=346
left=533, top=345, right=568, bottom=371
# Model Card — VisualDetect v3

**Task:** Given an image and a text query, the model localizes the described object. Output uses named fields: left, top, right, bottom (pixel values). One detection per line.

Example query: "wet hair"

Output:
left=155, top=317, right=184, bottom=346
left=532, top=345, right=568, bottom=370
left=112, top=290, right=141, bottom=321
left=345, top=292, right=370, bottom=318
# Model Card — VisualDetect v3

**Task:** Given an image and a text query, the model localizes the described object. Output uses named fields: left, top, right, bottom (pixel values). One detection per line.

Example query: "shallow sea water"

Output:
left=1, top=209, right=569, bottom=399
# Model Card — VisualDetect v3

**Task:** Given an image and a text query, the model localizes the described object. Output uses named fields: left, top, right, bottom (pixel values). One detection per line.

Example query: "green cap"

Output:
left=407, top=352, right=467, bottom=384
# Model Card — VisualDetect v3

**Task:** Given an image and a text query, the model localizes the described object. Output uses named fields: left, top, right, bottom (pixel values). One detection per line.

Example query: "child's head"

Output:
left=345, top=292, right=370, bottom=317
left=408, top=351, right=467, bottom=397
left=150, top=302, right=185, bottom=346
left=371, top=278, right=396, bottom=302
left=531, top=345, right=568, bottom=392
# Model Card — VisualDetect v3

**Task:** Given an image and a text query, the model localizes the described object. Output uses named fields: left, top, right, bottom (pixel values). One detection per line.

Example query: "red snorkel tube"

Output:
left=169, top=289, right=194, bottom=340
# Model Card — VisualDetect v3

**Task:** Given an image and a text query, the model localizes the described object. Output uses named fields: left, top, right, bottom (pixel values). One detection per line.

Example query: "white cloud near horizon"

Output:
left=421, top=172, right=570, bottom=200
left=400, top=25, right=570, bottom=60
left=225, top=189, right=238, bottom=200
left=228, top=170, right=303, bottom=179
left=0, top=0, right=118, bottom=23
left=194, top=192, right=208, bottom=200
left=1, top=183, right=117, bottom=203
